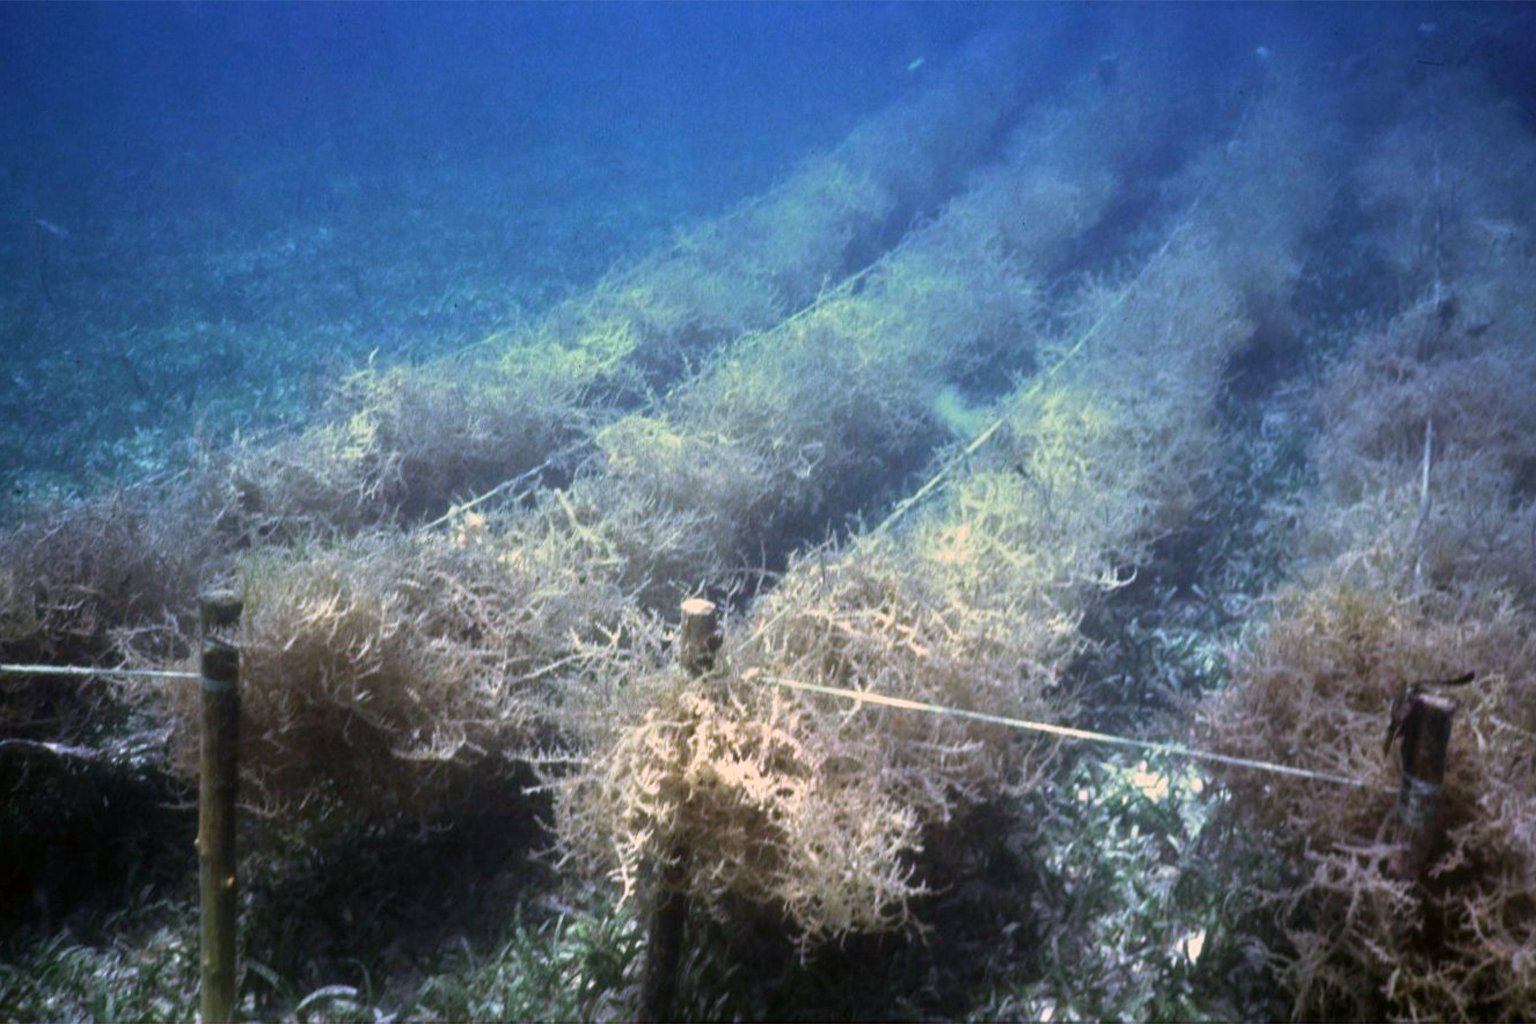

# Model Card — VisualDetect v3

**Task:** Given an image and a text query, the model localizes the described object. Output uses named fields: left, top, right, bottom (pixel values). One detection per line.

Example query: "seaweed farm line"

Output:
left=0, top=657, right=1385, bottom=790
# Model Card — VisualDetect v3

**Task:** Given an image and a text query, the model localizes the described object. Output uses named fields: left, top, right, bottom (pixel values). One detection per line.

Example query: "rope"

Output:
left=0, top=662, right=199, bottom=682
left=873, top=205, right=1197, bottom=538
left=747, top=670, right=1390, bottom=792
left=0, top=658, right=1384, bottom=791
left=423, top=231, right=915, bottom=537
left=418, top=440, right=590, bottom=533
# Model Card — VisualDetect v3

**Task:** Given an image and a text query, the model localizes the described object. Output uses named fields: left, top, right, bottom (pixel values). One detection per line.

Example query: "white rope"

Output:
left=748, top=670, right=1392, bottom=792
left=0, top=662, right=199, bottom=682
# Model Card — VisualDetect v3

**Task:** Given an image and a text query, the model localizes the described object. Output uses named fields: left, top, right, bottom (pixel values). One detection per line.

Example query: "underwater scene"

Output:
left=3, top=2, right=1536, bottom=1020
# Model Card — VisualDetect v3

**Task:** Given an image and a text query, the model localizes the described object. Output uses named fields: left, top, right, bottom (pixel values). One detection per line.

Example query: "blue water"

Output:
left=0, top=3, right=1006, bottom=489
left=2, top=4, right=994, bottom=221
left=1, top=3, right=1533, bottom=493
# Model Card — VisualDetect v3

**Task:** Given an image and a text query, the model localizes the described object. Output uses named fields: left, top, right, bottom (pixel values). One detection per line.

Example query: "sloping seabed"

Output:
left=4, top=7, right=1536, bottom=1022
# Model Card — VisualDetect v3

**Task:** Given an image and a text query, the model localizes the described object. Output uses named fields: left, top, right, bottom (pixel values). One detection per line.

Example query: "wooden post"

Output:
left=1392, top=689, right=1456, bottom=881
left=677, top=598, right=721, bottom=677
left=639, top=598, right=719, bottom=1023
left=198, top=591, right=242, bottom=1024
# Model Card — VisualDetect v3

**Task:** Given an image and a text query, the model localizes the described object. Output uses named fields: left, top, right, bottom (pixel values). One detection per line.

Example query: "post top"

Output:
left=199, top=591, right=244, bottom=630
left=680, top=597, right=716, bottom=617
left=1410, top=690, right=1459, bottom=716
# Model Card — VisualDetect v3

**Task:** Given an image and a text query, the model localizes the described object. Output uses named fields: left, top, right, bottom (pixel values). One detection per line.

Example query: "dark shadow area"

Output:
left=0, top=750, right=193, bottom=943
left=673, top=802, right=1042, bottom=1023
left=238, top=773, right=551, bottom=1010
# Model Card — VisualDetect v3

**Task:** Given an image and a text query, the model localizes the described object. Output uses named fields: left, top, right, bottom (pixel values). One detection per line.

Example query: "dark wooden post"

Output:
left=639, top=598, right=719, bottom=1023
left=198, top=591, right=242, bottom=1024
left=1392, top=689, right=1456, bottom=881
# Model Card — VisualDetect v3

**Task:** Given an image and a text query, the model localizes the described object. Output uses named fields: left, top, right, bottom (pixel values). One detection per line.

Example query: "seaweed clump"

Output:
left=1203, top=74, right=1536, bottom=1021
left=148, top=514, right=653, bottom=841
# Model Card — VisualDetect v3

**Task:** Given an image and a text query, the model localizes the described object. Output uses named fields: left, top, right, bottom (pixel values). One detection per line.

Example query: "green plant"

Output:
left=971, top=755, right=1282, bottom=1023
left=408, top=900, right=642, bottom=1023
left=0, top=900, right=200, bottom=1024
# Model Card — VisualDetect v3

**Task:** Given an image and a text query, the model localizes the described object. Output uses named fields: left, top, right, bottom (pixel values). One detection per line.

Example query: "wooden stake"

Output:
left=678, top=597, right=721, bottom=677
left=639, top=856, right=690, bottom=1024
left=198, top=591, right=242, bottom=1024
left=639, top=598, right=720, bottom=1023
left=1391, top=688, right=1456, bottom=881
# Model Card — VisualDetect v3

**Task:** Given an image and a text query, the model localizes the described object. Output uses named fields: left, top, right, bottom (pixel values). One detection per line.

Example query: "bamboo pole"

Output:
left=639, top=598, right=720, bottom=1023
left=198, top=591, right=242, bottom=1024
